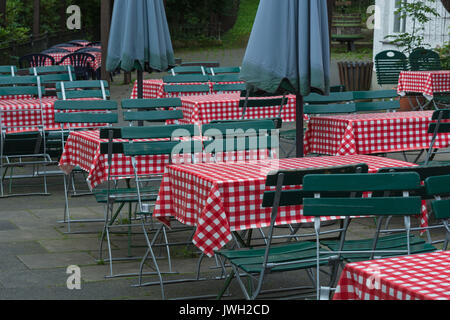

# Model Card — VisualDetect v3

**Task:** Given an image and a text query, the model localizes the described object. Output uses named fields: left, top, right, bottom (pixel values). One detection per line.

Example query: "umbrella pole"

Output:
left=137, top=69, right=144, bottom=126
left=296, top=94, right=304, bottom=158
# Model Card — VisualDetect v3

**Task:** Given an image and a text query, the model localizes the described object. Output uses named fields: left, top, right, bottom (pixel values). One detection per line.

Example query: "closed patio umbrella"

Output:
left=239, top=0, right=330, bottom=157
left=106, top=0, right=175, bottom=101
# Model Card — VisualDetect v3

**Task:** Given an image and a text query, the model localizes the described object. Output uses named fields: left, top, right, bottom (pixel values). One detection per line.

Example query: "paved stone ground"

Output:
left=0, top=48, right=447, bottom=300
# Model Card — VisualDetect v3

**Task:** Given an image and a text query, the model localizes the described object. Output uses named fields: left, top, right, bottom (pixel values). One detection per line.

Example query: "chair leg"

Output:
left=217, top=269, right=235, bottom=300
left=139, top=218, right=166, bottom=299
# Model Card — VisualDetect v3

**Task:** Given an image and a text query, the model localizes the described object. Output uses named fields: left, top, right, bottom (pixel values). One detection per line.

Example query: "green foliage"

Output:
left=385, top=0, right=440, bottom=54
left=0, top=0, right=101, bottom=45
left=165, top=0, right=235, bottom=41
left=435, top=37, right=450, bottom=70
left=221, top=0, right=259, bottom=48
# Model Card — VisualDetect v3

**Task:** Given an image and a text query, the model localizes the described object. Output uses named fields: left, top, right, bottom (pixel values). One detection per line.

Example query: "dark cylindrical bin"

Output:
left=338, top=61, right=373, bottom=91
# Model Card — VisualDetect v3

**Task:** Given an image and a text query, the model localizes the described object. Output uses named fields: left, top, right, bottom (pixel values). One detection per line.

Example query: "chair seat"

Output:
left=216, top=241, right=329, bottom=273
left=94, top=186, right=159, bottom=203
left=321, top=232, right=437, bottom=262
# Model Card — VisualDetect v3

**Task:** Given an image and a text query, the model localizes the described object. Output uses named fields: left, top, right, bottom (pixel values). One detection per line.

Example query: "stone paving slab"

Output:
left=17, top=252, right=97, bottom=270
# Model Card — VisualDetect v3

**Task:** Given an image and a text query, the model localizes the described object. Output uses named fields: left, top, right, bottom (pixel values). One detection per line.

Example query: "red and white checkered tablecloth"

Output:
left=58, top=130, right=272, bottom=191
left=176, top=93, right=298, bottom=125
left=0, top=97, right=104, bottom=132
left=397, top=70, right=450, bottom=99
left=153, top=155, right=422, bottom=257
left=130, top=79, right=245, bottom=99
left=333, top=251, right=450, bottom=300
left=304, top=111, right=450, bottom=156
left=44, top=51, right=101, bottom=71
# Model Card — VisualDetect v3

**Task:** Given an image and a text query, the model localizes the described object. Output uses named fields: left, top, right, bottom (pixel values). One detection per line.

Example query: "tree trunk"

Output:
left=0, top=0, right=6, bottom=27
left=59, top=0, right=67, bottom=31
left=33, top=0, right=40, bottom=37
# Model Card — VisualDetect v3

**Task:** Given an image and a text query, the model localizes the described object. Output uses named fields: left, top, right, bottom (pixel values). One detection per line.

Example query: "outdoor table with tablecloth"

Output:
left=303, top=111, right=450, bottom=156
left=130, top=79, right=245, bottom=99
left=397, top=70, right=450, bottom=100
left=45, top=51, right=102, bottom=71
left=58, top=129, right=273, bottom=191
left=333, top=251, right=450, bottom=300
left=174, top=93, right=298, bottom=125
left=152, top=155, right=425, bottom=257
left=0, top=97, right=105, bottom=132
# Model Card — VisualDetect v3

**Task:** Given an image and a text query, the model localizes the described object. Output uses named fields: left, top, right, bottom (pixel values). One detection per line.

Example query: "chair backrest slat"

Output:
left=355, top=101, right=400, bottom=112
left=163, top=74, right=209, bottom=83
left=121, top=124, right=198, bottom=139
left=304, top=92, right=354, bottom=104
left=304, top=103, right=356, bottom=114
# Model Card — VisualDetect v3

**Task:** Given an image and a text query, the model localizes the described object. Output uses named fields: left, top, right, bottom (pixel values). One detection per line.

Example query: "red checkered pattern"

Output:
left=397, top=71, right=450, bottom=99
left=304, top=111, right=450, bottom=156
left=0, top=98, right=104, bottom=132
left=153, top=155, right=421, bottom=257
left=175, top=93, right=297, bottom=125
left=129, top=79, right=235, bottom=99
left=58, top=130, right=273, bottom=191
left=44, top=51, right=101, bottom=70
left=333, top=251, right=450, bottom=300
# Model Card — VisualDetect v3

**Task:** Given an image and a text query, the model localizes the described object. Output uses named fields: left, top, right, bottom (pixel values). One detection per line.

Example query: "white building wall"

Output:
left=372, top=0, right=449, bottom=88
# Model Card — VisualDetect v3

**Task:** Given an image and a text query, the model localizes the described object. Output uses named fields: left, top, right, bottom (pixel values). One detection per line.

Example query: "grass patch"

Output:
left=221, top=0, right=260, bottom=48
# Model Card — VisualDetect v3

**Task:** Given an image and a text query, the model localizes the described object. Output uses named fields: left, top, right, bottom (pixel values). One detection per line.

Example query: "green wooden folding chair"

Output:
left=56, top=80, right=110, bottom=100
left=208, top=74, right=241, bottom=83
left=50, top=80, right=111, bottom=197
left=97, top=125, right=201, bottom=293
left=212, top=83, right=246, bottom=94
left=352, top=89, right=399, bottom=101
left=53, top=99, right=118, bottom=233
left=302, top=172, right=437, bottom=299
left=201, top=119, right=279, bottom=163
left=425, top=174, right=450, bottom=250
left=215, top=163, right=369, bottom=300
left=163, top=84, right=210, bottom=97
left=0, top=76, right=54, bottom=197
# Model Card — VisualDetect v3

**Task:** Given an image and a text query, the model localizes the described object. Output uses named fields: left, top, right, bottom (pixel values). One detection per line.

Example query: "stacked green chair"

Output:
left=53, top=95, right=118, bottom=233
left=302, top=172, right=438, bottom=299
left=29, top=65, right=75, bottom=97
left=208, top=74, right=241, bottom=83
left=216, top=163, right=369, bottom=300
left=374, top=50, right=408, bottom=86
left=409, top=48, right=442, bottom=71
left=425, top=174, right=450, bottom=250
left=0, top=65, right=17, bottom=77
left=0, top=75, right=54, bottom=197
